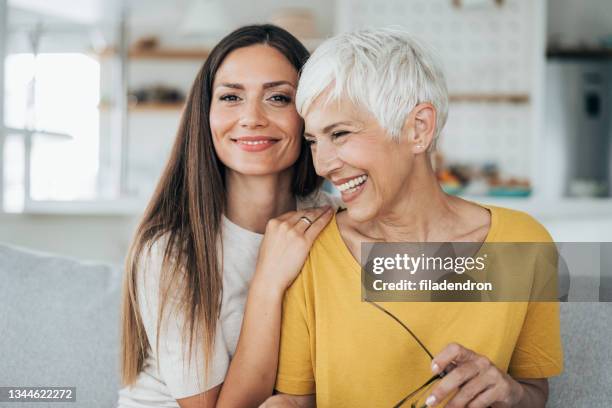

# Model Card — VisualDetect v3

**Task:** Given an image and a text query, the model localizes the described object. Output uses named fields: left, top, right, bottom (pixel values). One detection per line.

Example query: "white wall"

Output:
left=0, top=213, right=139, bottom=264
left=337, top=0, right=547, bottom=185
left=547, top=0, right=612, bottom=47
left=3, top=0, right=611, bottom=265
left=543, top=216, right=612, bottom=242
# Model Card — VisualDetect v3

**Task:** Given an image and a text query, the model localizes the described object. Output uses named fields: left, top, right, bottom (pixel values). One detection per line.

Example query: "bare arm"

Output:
left=215, top=208, right=332, bottom=408
left=259, top=394, right=316, bottom=408
left=511, top=378, right=548, bottom=408
left=216, top=279, right=285, bottom=406
left=177, top=283, right=294, bottom=408
left=176, top=385, right=222, bottom=408
left=174, top=285, right=293, bottom=408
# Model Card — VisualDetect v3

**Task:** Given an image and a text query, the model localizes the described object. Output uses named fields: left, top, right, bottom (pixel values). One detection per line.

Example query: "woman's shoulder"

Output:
left=138, top=234, right=175, bottom=271
left=484, top=204, right=553, bottom=243
left=134, top=233, right=184, bottom=296
left=308, top=210, right=349, bottom=258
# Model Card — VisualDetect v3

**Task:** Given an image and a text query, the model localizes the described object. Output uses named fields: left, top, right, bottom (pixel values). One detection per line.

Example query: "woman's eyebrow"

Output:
left=216, top=83, right=244, bottom=90
left=304, top=121, right=356, bottom=138
left=322, top=121, right=354, bottom=133
left=263, top=80, right=296, bottom=89
left=215, top=81, right=295, bottom=90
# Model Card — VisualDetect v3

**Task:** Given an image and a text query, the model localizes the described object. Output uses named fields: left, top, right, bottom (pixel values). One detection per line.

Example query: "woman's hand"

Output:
left=425, top=343, right=525, bottom=408
left=259, top=394, right=316, bottom=408
left=218, top=208, right=331, bottom=408
left=253, top=206, right=333, bottom=293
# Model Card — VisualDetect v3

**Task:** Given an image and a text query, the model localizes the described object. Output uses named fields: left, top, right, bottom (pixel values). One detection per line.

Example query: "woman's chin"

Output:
left=226, top=162, right=293, bottom=177
left=344, top=204, right=377, bottom=225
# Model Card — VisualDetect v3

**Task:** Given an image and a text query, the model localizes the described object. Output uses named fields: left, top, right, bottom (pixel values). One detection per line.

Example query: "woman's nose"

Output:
left=239, top=100, right=268, bottom=129
left=313, top=139, right=341, bottom=177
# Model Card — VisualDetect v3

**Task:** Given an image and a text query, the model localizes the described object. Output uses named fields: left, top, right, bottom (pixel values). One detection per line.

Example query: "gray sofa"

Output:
left=0, top=242, right=610, bottom=407
left=0, top=243, right=122, bottom=407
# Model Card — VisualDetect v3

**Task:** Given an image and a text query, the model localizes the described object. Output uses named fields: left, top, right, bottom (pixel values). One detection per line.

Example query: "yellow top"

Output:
left=275, top=205, right=563, bottom=407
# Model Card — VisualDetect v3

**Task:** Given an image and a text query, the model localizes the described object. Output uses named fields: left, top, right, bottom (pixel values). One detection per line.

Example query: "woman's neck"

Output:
left=356, top=160, right=461, bottom=242
left=225, top=169, right=296, bottom=234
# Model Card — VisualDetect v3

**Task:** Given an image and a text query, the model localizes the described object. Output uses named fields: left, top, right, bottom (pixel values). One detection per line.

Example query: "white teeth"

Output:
left=337, top=175, right=367, bottom=192
left=238, top=140, right=271, bottom=145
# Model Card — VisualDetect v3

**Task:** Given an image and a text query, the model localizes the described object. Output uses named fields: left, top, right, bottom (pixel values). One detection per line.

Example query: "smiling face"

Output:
left=209, top=44, right=302, bottom=177
left=304, top=97, right=425, bottom=223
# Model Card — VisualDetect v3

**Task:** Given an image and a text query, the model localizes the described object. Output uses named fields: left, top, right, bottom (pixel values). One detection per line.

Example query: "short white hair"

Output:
left=296, top=28, right=449, bottom=147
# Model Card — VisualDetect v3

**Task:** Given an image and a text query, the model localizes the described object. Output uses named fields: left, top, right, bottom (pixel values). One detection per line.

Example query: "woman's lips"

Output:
left=231, top=137, right=279, bottom=152
left=340, top=178, right=367, bottom=203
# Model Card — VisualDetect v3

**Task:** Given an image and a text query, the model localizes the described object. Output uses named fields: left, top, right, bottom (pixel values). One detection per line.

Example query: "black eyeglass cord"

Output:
left=366, top=301, right=434, bottom=359
left=366, top=301, right=448, bottom=408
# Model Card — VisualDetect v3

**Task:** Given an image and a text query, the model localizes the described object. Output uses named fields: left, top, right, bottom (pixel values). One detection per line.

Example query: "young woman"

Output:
left=118, top=25, right=337, bottom=408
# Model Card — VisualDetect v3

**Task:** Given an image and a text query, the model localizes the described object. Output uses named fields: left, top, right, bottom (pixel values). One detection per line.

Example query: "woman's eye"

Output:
left=219, top=94, right=241, bottom=102
left=268, top=94, right=292, bottom=103
left=305, top=139, right=316, bottom=146
left=332, top=131, right=349, bottom=139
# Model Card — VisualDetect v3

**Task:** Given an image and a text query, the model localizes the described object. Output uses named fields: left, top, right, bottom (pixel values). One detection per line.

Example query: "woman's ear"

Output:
left=406, top=103, right=437, bottom=154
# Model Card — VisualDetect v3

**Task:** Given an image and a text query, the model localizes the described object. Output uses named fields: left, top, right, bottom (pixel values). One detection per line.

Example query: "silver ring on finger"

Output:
left=299, top=216, right=313, bottom=227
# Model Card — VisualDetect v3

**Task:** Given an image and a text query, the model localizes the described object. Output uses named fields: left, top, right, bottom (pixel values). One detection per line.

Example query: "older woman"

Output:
left=264, top=29, right=562, bottom=408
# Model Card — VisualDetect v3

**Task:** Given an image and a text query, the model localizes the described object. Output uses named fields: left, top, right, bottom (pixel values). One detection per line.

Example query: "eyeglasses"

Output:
left=367, top=301, right=448, bottom=408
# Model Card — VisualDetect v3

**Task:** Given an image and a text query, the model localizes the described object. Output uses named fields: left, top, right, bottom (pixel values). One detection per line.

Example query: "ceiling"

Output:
left=7, top=0, right=335, bottom=54
left=8, top=0, right=335, bottom=35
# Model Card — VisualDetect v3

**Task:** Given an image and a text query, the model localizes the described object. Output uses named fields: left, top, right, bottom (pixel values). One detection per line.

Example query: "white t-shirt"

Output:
left=118, top=191, right=339, bottom=407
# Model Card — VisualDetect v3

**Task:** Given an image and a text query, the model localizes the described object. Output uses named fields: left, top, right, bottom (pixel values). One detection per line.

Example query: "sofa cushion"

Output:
left=548, top=302, right=612, bottom=407
left=0, top=242, right=122, bottom=407
left=1, top=243, right=610, bottom=407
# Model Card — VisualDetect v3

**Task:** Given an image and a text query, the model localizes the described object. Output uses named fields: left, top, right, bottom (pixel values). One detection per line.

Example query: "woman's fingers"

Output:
left=256, top=206, right=334, bottom=291
left=274, top=210, right=297, bottom=222
left=272, top=206, right=330, bottom=230
left=461, top=386, right=497, bottom=408
left=431, top=342, right=474, bottom=375
left=426, top=361, right=480, bottom=406
left=425, top=343, right=516, bottom=408
left=426, top=343, right=477, bottom=407
left=304, top=207, right=334, bottom=241
left=446, top=367, right=496, bottom=407
left=292, top=206, right=331, bottom=234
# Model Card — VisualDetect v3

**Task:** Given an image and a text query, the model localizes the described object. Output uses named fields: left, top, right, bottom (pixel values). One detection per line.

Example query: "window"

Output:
left=3, top=52, right=101, bottom=211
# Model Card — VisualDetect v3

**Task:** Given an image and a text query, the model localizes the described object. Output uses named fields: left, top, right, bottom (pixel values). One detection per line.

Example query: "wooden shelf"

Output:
left=98, top=47, right=210, bottom=60
left=547, top=48, right=612, bottom=59
left=129, top=102, right=185, bottom=111
left=96, top=38, right=328, bottom=60
left=449, top=93, right=530, bottom=104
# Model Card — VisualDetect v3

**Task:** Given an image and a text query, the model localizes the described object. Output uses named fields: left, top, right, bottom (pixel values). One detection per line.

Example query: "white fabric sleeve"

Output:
left=136, top=238, right=230, bottom=399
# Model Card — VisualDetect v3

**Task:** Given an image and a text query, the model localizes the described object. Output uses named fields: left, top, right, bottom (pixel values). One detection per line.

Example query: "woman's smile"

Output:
left=210, top=44, right=302, bottom=176
left=231, top=135, right=281, bottom=152
left=333, top=174, right=368, bottom=202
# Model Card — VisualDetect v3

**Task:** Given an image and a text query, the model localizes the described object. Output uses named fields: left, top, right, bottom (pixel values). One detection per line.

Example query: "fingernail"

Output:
left=425, top=395, right=436, bottom=406
left=431, top=362, right=440, bottom=374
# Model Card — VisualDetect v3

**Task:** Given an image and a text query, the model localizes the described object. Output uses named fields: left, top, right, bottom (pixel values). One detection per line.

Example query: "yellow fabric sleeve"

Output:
left=508, top=301, right=564, bottom=378
left=501, top=207, right=563, bottom=378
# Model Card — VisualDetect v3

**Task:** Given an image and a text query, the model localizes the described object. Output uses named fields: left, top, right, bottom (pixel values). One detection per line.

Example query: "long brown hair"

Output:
left=121, top=24, right=320, bottom=385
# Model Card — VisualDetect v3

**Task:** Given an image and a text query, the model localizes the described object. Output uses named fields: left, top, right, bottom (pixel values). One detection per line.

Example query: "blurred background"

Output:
left=0, top=0, right=611, bottom=264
